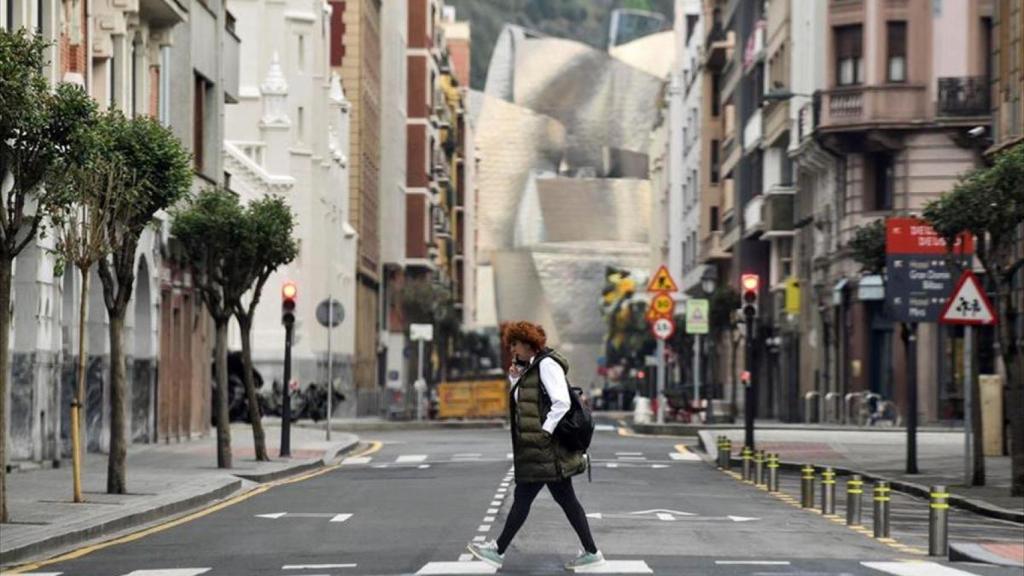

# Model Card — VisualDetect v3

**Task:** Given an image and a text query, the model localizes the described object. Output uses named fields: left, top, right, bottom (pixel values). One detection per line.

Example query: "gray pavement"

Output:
left=1, top=422, right=358, bottom=567
left=4, top=421, right=1021, bottom=575
left=697, top=427, right=1024, bottom=516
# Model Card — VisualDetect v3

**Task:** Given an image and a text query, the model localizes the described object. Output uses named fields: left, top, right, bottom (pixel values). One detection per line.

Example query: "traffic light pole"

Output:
left=281, top=320, right=293, bottom=458
left=903, top=322, right=918, bottom=474
left=744, top=309, right=756, bottom=449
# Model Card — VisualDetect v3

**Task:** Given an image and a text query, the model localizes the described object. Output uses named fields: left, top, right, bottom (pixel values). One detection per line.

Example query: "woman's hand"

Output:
left=508, top=363, right=523, bottom=380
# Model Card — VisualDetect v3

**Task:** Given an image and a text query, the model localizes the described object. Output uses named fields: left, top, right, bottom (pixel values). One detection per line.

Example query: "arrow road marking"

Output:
left=255, top=512, right=287, bottom=519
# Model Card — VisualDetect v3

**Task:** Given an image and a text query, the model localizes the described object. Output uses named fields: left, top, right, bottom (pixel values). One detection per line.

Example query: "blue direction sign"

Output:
left=884, top=218, right=973, bottom=323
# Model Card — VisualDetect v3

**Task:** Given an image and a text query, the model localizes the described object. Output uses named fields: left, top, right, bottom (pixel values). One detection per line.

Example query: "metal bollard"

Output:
left=767, top=453, right=780, bottom=492
left=821, top=467, right=837, bottom=516
left=929, top=485, right=949, bottom=556
left=873, top=481, right=891, bottom=538
left=722, top=438, right=732, bottom=470
left=754, top=450, right=766, bottom=487
left=741, top=446, right=753, bottom=482
left=846, top=475, right=864, bottom=526
left=717, top=437, right=728, bottom=468
left=800, top=465, right=815, bottom=507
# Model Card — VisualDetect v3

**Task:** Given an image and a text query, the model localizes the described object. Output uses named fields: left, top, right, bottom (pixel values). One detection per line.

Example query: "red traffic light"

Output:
left=741, top=274, right=759, bottom=293
left=282, top=281, right=298, bottom=300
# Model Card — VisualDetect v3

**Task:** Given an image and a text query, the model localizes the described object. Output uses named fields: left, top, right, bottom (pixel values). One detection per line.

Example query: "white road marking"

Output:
left=342, top=456, right=372, bottom=465
left=255, top=512, right=287, bottom=519
left=715, top=560, right=791, bottom=565
left=483, top=516, right=495, bottom=522
left=372, top=464, right=389, bottom=468
left=595, top=424, right=615, bottom=431
left=453, top=453, right=482, bottom=459
left=490, top=500, right=502, bottom=506
left=617, top=456, right=647, bottom=461
left=458, top=554, right=474, bottom=562
left=418, top=464, right=431, bottom=469
left=496, top=488, right=507, bottom=493
left=499, top=482, right=510, bottom=487
left=282, top=564, right=358, bottom=570
left=655, top=513, right=675, bottom=521
left=615, top=452, right=642, bottom=455
left=477, top=524, right=491, bottom=532
left=396, top=454, right=428, bottom=463
left=120, top=571, right=211, bottom=576
left=16, top=573, right=62, bottom=575
left=669, top=451, right=701, bottom=461
left=487, top=508, right=499, bottom=514
left=506, top=453, right=514, bottom=459
left=606, top=463, right=619, bottom=468
left=472, top=535, right=486, bottom=542
left=651, top=464, right=670, bottom=469
left=862, top=562, right=985, bottom=576
left=330, top=513, right=353, bottom=523
left=416, top=561, right=497, bottom=575
left=572, top=560, right=653, bottom=574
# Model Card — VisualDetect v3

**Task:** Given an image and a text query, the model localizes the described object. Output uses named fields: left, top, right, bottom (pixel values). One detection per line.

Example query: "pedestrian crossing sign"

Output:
left=647, top=265, right=678, bottom=293
left=939, top=270, right=997, bottom=326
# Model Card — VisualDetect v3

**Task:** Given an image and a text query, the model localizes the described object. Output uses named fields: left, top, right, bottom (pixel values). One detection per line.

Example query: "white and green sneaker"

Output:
left=565, top=550, right=606, bottom=571
left=467, top=540, right=504, bottom=569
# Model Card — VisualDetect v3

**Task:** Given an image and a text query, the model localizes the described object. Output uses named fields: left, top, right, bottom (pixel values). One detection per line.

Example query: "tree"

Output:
left=94, top=113, right=191, bottom=493
left=0, top=29, right=98, bottom=522
left=172, top=189, right=246, bottom=468
left=49, top=112, right=135, bottom=504
left=849, top=219, right=887, bottom=274
left=923, top=143, right=1024, bottom=496
left=229, top=196, right=298, bottom=461
left=400, top=280, right=460, bottom=381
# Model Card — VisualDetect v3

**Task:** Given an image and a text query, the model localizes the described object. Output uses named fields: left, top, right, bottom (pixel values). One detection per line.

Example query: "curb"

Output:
left=231, top=437, right=360, bottom=484
left=694, top=431, right=1024, bottom=525
left=1, top=437, right=362, bottom=568
left=0, top=479, right=241, bottom=567
left=949, top=542, right=1024, bottom=568
left=634, top=422, right=965, bottom=436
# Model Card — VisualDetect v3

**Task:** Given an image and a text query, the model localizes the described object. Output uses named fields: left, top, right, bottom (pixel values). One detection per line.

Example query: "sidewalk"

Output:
left=696, top=428, right=1022, bottom=516
left=1, top=422, right=358, bottom=567
left=299, top=417, right=506, bottom=432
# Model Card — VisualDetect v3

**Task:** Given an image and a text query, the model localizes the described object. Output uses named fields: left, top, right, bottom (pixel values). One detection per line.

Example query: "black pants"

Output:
left=496, top=477, right=598, bottom=555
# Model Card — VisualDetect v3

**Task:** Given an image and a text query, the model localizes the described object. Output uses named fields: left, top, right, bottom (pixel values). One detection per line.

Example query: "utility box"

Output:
left=979, top=374, right=1004, bottom=456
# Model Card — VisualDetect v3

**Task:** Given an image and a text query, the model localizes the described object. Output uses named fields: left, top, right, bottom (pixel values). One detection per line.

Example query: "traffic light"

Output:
left=281, top=281, right=297, bottom=325
left=741, top=274, right=759, bottom=318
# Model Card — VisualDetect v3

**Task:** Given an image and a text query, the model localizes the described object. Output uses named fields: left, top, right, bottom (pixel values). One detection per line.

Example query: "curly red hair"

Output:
left=501, top=321, right=547, bottom=352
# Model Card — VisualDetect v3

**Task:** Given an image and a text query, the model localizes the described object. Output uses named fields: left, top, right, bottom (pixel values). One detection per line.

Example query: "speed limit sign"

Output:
left=651, top=317, right=675, bottom=341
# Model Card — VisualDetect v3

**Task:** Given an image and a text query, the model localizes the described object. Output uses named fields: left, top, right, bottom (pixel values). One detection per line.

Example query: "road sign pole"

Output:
left=656, top=338, right=666, bottom=424
left=744, top=309, right=755, bottom=449
left=326, top=298, right=333, bottom=442
left=281, top=321, right=293, bottom=458
left=694, top=333, right=701, bottom=409
left=963, top=325, right=973, bottom=485
left=417, top=339, right=425, bottom=421
left=905, top=322, right=918, bottom=474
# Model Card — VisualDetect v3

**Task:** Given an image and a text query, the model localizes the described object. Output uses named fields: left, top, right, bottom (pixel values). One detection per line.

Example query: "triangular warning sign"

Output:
left=647, top=265, right=679, bottom=293
left=939, top=271, right=997, bottom=326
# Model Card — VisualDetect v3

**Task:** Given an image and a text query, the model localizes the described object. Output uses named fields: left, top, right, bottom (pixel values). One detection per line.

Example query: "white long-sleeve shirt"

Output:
left=509, top=356, right=571, bottom=434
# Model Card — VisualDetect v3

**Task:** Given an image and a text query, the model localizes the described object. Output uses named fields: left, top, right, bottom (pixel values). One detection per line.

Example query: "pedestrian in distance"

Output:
left=467, top=321, right=604, bottom=571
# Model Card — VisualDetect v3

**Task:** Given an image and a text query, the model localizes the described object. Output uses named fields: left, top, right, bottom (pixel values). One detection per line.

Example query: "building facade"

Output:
left=3, top=0, right=237, bottom=462
left=223, top=0, right=358, bottom=398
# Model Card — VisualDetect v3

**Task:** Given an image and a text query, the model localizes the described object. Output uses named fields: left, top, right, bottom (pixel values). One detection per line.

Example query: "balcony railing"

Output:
left=820, top=84, right=927, bottom=129
left=937, top=76, right=990, bottom=117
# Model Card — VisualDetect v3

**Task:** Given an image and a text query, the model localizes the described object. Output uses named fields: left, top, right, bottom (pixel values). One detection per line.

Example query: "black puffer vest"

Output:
left=509, top=349, right=587, bottom=483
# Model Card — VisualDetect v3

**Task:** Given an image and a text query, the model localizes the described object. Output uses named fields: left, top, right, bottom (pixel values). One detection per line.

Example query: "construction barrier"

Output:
left=437, top=379, right=508, bottom=419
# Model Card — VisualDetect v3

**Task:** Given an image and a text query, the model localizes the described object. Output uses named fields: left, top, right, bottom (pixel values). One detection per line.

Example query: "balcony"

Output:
left=762, top=194, right=795, bottom=238
left=704, top=24, right=731, bottom=71
left=796, top=94, right=820, bottom=141
left=819, top=84, right=927, bottom=130
left=937, top=76, right=990, bottom=118
left=743, top=108, right=763, bottom=153
left=721, top=135, right=741, bottom=176
left=721, top=209, right=741, bottom=251
left=743, top=195, right=765, bottom=238
left=700, top=231, right=731, bottom=262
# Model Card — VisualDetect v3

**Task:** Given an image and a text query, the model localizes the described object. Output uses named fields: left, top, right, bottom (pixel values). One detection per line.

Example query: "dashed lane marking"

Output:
left=282, top=564, right=357, bottom=570
left=715, top=560, right=791, bottom=565
left=120, top=571, right=212, bottom=576
left=477, top=524, right=491, bottom=532
left=487, top=508, right=499, bottom=514
left=396, top=454, right=428, bottom=463
left=341, top=456, right=372, bottom=465
left=572, top=560, right=652, bottom=574
left=415, top=562, right=497, bottom=575
left=457, top=554, right=474, bottom=562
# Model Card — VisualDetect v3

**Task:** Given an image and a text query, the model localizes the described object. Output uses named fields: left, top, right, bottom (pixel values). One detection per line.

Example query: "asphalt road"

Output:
left=7, top=421, right=1022, bottom=576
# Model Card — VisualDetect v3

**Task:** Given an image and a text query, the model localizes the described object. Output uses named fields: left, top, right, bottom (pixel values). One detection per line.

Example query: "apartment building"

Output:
left=3, top=0, right=237, bottom=460
left=793, top=0, right=994, bottom=423
left=222, top=0, right=358, bottom=398
left=329, top=0, right=382, bottom=397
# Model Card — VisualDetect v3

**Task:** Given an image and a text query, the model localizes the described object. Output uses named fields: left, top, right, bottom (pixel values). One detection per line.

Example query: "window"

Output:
left=835, top=25, right=863, bottom=86
left=686, top=14, right=699, bottom=43
left=297, top=106, right=305, bottom=143
left=193, top=74, right=209, bottom=172
left=711, top=73, right=721, bottom=116
left=778, top=237, right=794, bottom=280
left=710, top=139, right=720, bottom=183
left=710, top=206, right=720, bottom=231
left=297, top=34, right=306, bottom=72
left=865, top=152, right=894, bottom=211
left=887, top=22, right=907, bottom=82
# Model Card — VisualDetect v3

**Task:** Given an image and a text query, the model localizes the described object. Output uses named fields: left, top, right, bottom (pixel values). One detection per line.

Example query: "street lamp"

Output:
left=761, top=88, right=815, bottom=107
left=700, top=266, right=718, bottom=295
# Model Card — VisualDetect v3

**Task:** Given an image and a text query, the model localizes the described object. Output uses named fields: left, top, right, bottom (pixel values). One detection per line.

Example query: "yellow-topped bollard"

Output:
left=821, top=467, right=837, bottom=516
left=767, top=453, right=780, bottom=492
left=800, top=464, right=815, bottom=508
left=846, top=475, right=864, bottom=526
left=929, top=485, right=949, bottom=556
left=741, top=446, right=754, bottom=482
left=873, top=481, right=891, bottom=538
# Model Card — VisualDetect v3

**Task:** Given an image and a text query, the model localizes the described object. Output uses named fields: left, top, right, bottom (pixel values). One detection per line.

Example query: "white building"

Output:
left=677, top=0, right=704, bottom=294
left=223, top=0, right=357, bottom=400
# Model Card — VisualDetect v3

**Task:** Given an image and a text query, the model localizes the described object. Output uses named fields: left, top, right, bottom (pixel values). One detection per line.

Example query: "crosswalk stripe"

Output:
left=17, top=573, right=62, bottom=575
left=458, top=554, right=474, bottom=562
left=342, top=456, right=372, bottom=465
left=416, top=561, right=497, bottom=574
left=571, top=560, right=652, bottom=574
left=861, top=561, right=984, bottom=576
left=396, top=454, right=428, bottom=463
left=669, top=452, right=701, bottom=461
left=120, top=571, right=212, bottom=576
left=282, top=564, right=357, bottom=570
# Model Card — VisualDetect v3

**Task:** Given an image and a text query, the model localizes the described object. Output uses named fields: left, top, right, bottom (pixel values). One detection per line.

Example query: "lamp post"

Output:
left=699, top=267, right=718, bottom=410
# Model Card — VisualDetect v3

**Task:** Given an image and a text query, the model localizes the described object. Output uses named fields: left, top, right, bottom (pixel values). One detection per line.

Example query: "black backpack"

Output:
left=537, top=353, right=595, bottom=453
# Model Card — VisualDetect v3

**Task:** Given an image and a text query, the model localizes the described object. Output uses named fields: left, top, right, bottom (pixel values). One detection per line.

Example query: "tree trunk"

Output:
left=996, top=283, right=1023, bottom=496
left=73, top=267, right=90, bottom=503
left=0, top=259, right=13, bottom=522
left=107, top=311, right=128, bottom=493
left=238, top=317, right=268, bottom=461
left=214, top=318, right=232, bottom=468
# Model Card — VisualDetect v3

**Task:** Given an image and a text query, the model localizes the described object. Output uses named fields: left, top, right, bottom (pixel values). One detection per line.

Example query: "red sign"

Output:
left=939, top=271, right=998, bottom=326
left=886, top=218, right=973, bottom=255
